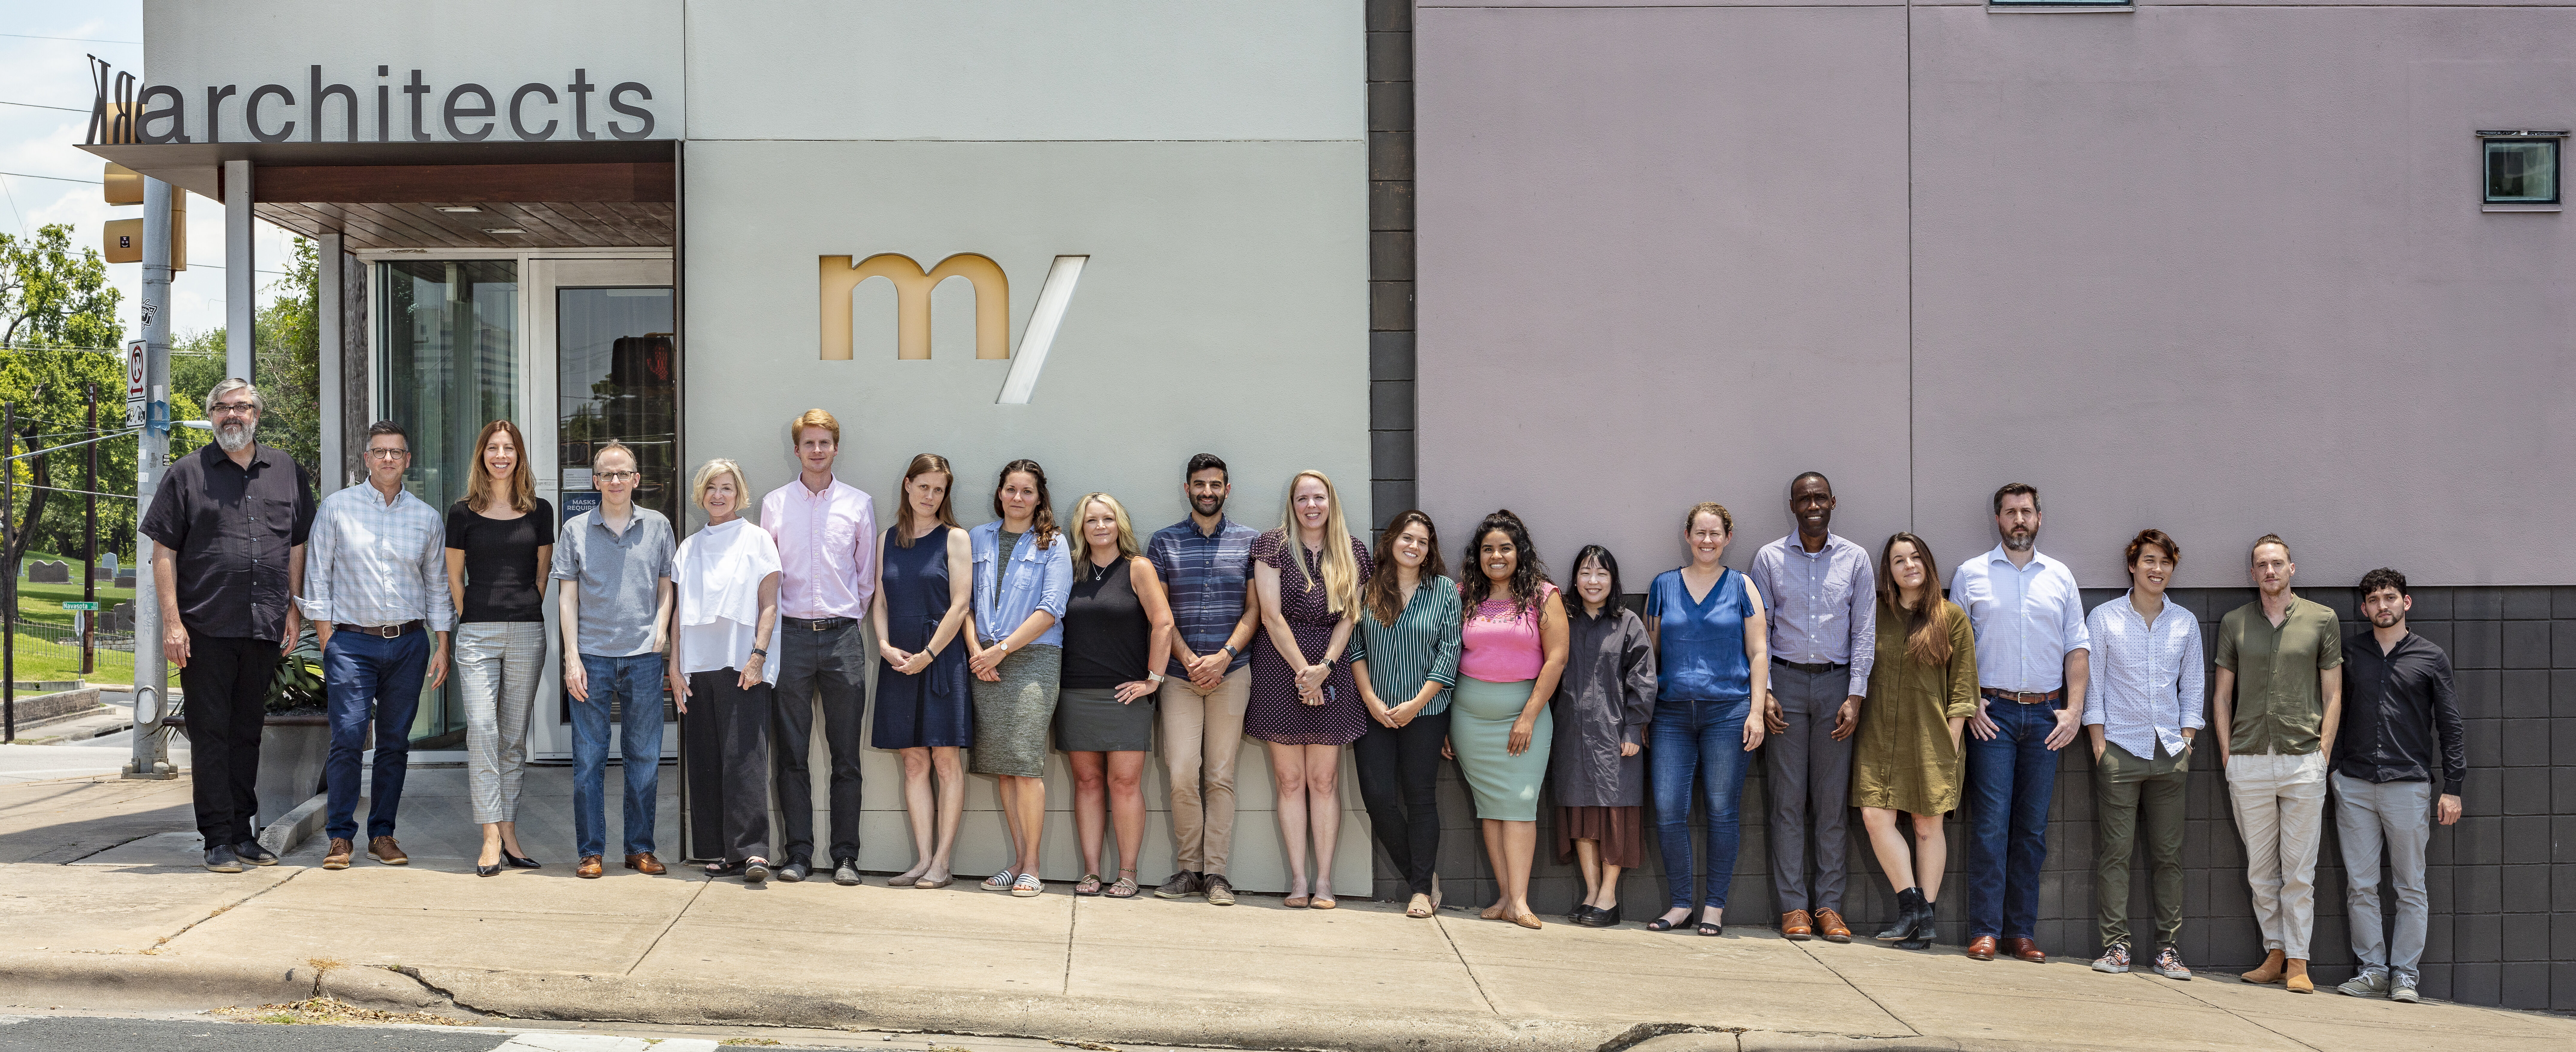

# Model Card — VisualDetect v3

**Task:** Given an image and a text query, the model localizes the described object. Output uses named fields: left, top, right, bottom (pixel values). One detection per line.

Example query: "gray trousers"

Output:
left=1765, top=663, right=1853, bottom=915
left=2333, top=771, right=2433, bottom=980
left=455, top=622, right=545, bottom=824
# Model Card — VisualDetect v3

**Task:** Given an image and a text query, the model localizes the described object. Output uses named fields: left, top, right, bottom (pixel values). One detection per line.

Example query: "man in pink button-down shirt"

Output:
left=758, top=408, right=877, bottom=885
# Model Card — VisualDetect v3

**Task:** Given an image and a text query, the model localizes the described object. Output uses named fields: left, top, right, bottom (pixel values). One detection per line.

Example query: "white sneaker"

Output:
left=1011, top=872, right=1044, bottom=898
left=981, top=870, right=1017, bottom=892
left=2338, top=969, right=2390, bottom=997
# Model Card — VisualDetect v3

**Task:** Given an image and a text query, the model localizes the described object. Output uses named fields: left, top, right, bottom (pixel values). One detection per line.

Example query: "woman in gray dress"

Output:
left=967, top=460, right=1073, bottom=898
left=1551, top=545, right=1656, bottom=927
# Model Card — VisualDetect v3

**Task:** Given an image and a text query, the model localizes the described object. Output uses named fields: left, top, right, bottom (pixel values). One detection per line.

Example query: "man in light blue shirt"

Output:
left=1948, top=483, right=2088, bottom=963
left=2081, top=529, right=2202, bottom=980
left=1746, top=471, right=1875, bottom=942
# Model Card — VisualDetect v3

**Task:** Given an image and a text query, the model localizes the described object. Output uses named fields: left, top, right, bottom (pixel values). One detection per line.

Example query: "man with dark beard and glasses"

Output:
left=2329, top=568, right=2459, bottom=1005
left=1948, top=483, right=2088, bottom=964
left=1142, top=453, right=1262, bottom=906
left=141, top=378, right=316, bottom=873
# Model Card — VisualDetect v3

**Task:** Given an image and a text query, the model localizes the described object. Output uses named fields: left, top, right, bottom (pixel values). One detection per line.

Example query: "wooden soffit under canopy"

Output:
left=77, top=140, right=675, bottom=251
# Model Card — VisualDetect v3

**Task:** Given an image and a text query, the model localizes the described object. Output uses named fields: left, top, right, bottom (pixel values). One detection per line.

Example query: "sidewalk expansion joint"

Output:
left=142, top=864, right=308, bottom=955
left=625, top=874, right=708, bottom=976
left=1429, top=912, right=1505, bottom=1018
left=1781, top=933, right=1925, bottom=1039
left=2158, top=972, right=2327, bottom=1052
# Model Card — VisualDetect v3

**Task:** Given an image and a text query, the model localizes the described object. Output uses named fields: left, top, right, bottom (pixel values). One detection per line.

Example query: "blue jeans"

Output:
left=1650, top=697, right=1755, bottom=912
left=1966, top=696, right=2062, bottom=939
left=323, top=627, right=430, bottom=842
left=573, top=653, right=666, bottom=860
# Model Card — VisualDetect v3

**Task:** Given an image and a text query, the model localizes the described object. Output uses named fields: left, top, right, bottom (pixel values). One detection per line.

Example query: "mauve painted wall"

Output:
left=1415, top=4, right=2576, bottom=589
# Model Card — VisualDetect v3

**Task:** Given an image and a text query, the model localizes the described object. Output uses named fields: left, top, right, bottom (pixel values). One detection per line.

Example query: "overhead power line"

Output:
left=0, top=170, right=102, bottom=185
left=0, top=33, right=142, bottom=45
left=0, top=100, right=91, bottom=114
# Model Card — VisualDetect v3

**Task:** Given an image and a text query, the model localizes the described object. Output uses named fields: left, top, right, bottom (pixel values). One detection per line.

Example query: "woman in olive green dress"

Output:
left=1850, top=532, right=1977, bottom=950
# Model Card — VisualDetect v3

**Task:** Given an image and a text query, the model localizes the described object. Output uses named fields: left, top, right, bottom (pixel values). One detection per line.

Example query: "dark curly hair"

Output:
left=1366, top=510, right=1447, bottom=626
left=991, top=458, right=1059, bottom=549
left=1460, top=509, right=1551, bottom=617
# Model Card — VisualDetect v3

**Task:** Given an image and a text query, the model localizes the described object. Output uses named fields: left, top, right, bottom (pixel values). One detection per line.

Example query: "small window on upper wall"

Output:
left=2482, top=132, right=2563, bottom=207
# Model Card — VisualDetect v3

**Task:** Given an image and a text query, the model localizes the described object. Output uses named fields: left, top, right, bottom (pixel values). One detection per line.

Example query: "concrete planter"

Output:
left=170, top=708, right=329, bottom=832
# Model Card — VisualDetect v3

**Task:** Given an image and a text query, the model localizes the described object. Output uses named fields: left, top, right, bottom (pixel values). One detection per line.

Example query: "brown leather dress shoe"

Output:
left=1781, top=909, right=1815, bottom=940
left=1813, top=908, right=1853, bottom=943
left=322, top=838, right=353, bottom=870
left=577, top=855, right=605, bottom=879
left=1966, top=935, right=1998, bottom=961
left=367, top=836, right=409, bottom=865
left=624, top=852, right=666, bottom=875
left=2002, top=937, right=2046, bottom=963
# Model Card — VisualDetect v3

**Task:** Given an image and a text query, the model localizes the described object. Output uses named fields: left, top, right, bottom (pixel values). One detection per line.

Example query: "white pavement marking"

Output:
left=492, top=1035, right=717, bottom=1051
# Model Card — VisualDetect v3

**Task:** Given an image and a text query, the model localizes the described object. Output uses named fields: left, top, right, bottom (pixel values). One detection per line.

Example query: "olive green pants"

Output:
left=2094, top=740, right=2188, bottom=950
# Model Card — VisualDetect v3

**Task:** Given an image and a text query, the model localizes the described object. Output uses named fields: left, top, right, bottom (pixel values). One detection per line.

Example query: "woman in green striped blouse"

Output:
left=1349, top=510, right=1463, bottom=919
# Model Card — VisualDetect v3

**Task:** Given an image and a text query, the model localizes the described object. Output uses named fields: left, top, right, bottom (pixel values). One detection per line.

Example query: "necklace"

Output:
left=1089, top=557, right=1117, bottom=582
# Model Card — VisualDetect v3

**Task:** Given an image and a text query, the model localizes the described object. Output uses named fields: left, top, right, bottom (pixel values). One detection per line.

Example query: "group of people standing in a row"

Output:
left=145, top=383, right=2464, bottom=1004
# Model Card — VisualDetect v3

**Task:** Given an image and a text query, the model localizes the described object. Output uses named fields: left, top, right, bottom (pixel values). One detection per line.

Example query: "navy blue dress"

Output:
left=872, top=523, right=973, bottom=749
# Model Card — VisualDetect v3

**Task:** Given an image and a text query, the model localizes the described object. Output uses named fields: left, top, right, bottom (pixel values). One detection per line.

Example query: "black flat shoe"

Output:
left=476, top=863, right=503, bottom=877
left=1567, top=904, right=1598, bottom=924
left=1580, top=904, right=1623, bottom=928
left=503, top=852, right=541, bottom=869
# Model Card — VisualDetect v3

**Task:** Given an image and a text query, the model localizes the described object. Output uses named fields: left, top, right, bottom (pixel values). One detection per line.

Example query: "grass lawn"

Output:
left=6, top=631, right=133, bottom=684
left=15, top=550, right=135, bottom=629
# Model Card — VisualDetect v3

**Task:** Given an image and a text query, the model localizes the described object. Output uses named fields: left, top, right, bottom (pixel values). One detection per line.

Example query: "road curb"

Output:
left=255, top=791, right=328, bottom=858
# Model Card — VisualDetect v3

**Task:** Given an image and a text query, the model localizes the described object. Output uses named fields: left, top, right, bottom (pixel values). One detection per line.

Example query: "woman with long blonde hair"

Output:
left=443, top=420, right=553, bottom=876
left=1054, top=492, right=1176, bottom=899
left=1245, top=470, right=1371, bottom=909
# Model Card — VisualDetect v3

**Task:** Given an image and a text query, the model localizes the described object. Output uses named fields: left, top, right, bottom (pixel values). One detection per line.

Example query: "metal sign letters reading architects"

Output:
left=84, top=59, right=661, bottom=145
left=819, top=253, right=1090, bottom=406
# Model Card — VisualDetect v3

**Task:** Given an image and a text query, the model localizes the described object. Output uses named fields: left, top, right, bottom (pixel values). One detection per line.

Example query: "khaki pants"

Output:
left=2094, top=740, right=2188, bottom=950
left=1159, top=666, right=1251, bottom=876
left=2227, top=749, right=2327, bottom=959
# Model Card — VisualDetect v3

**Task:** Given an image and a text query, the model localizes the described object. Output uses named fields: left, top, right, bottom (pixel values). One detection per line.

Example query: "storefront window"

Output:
left=557, top=288, right=678, bottom=524
left=379, top=259, right=519, bottom=746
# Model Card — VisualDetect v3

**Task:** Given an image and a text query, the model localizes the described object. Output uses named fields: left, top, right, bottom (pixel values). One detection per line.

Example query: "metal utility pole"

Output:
left=83, top=383, right=96, bottom=675
left=125, top=176, right=174, bottom=781
left=2, top=403, right=11, bottom=743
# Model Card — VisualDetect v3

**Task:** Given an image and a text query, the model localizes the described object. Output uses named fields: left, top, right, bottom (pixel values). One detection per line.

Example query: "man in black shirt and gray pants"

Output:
left=139, top=379, right=317, bottom=873
left=2330, top=567, right=2465, bottom=1004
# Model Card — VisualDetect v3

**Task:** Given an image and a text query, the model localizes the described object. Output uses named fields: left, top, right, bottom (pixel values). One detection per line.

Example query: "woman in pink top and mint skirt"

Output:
left=1448, top=510, right=1570, bottom=930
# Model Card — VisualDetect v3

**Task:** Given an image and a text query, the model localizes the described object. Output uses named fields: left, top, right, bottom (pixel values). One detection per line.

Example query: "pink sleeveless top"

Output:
left=1459, top=581, right=1557, bottom=683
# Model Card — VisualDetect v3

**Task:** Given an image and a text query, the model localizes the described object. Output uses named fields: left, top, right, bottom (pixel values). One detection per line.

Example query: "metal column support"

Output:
left=127, top=175, right=176, bottom=780
left=223, top=158, right=255, bottom=383
left=317, top=232, right=343, bottom=497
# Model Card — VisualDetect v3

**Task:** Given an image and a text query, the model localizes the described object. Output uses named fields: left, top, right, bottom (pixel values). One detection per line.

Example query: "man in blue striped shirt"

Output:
left=1144, top=454, right=1261, bottom=906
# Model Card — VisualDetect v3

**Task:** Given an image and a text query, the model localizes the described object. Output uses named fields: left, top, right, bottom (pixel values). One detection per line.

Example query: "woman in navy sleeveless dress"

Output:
left=870, top=454, right=976, bottom=888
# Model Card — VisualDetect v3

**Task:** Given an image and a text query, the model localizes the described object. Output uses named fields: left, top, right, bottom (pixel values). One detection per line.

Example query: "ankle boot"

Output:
left=1877, top=888, right=1925, bottom=940
left=1900, top=896, right=1938, bottom=950
left=2284, top=958, right=2313, bottom=993
left=2241, top=949, right=2287, bottom=984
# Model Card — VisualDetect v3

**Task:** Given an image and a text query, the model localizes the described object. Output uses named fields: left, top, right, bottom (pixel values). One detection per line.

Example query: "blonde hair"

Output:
left=465, top=419, right=536, bottom=514
left=690, top=458, right=750, bottom=511
left=1276, top=470, right=1361, bottom=619
left=789, top=408, right=840, bottom=447
left=1071, top=492, right=1143, bottom=561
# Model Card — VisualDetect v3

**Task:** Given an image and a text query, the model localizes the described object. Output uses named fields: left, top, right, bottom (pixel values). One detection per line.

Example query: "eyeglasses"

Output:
left=209, top=402, right=258, bottom=416
left=595, top=471, right=639, bottom=482
left=365, top=447, right=409, bottom=460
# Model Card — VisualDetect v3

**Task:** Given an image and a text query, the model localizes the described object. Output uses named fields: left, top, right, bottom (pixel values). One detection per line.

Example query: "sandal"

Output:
left=1313, top=895, right=1338, bottom=910
left=1105, top=870, right=1140, bottom=899
left=1406, top=893, right=1434, bottom=919
left=1697, top=918, right=1723, bottom=936
left=1075, top=873, right=1104, bottom=896
left=1011, top=872, right=1044, bottom=898
left=981, top=870, right=1017, bottom=892
left=1646, top=910, right=1694, bottom=932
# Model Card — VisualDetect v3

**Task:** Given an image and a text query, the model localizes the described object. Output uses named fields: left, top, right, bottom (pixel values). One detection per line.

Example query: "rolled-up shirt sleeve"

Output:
left=1034, top=539, right=1073, bottom=619
left=1427, top=589, right=1462, bottom=688
left=2180, top=618, right=2207, bottom=731
left=423, top=511, right=455, bottom=632
left=298, top=503, right=338, bottom=622
left=1845, top=549, right=1877, bottom=696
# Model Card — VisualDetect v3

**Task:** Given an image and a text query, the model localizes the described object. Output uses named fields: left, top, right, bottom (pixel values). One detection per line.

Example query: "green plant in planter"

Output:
left=266, top=626, right=324, bottom=712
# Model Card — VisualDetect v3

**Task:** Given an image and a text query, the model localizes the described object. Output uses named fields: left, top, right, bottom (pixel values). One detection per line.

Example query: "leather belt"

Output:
left=1982, top=687, right=2065, bottom=705
left=1771, top=657, right=1848, bottom=675
left=785, top=616, right=854, bottom=631
left=340, top=620, right=422, bottom=639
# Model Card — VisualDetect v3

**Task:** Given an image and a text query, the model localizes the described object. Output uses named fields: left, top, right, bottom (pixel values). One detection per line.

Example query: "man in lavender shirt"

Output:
left=1747, top=472, right=1875, bottom=943
left=758, top=408, right=876, bottom=885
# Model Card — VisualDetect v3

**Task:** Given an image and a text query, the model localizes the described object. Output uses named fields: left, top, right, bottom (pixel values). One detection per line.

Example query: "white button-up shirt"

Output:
left=1949, top=544, right=2088, bottom=694
left=759, top=477, right=877, bottom=621
left=2083, top=590, right=2205, bottom=758
left=299, top=483, right=453, bottom=632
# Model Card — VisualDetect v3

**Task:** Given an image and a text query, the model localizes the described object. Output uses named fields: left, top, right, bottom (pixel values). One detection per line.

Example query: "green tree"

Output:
left=170, top=238, right=320, bottom=479
left=0, top=224, right=131, bottom=565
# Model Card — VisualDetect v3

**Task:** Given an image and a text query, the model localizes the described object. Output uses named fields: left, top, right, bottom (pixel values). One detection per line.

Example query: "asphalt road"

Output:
left=0, top=1015, right=523, bottom=1051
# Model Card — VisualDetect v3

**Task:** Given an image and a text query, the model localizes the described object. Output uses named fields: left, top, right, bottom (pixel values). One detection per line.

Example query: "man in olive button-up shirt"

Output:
left=2212, top=534, right=2343, bottom=992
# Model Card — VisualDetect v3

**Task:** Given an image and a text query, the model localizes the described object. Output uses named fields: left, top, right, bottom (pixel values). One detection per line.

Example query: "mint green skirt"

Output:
left=1450, top=676, right=1553, bottom=821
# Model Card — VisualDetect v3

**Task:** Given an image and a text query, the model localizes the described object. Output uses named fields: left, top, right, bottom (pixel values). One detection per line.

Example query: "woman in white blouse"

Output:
left=668, top=458, right=784, bottom=882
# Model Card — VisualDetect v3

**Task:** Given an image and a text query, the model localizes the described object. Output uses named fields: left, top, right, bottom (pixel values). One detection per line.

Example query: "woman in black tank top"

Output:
left=1056, top=493, right=1175, bottom=898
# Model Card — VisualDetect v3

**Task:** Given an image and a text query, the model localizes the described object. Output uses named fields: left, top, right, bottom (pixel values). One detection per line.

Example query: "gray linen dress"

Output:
left=1548, top=607, right=1658, bottom=806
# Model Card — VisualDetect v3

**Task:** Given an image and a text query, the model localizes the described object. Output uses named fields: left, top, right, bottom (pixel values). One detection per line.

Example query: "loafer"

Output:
left=1577, top=903, right=1623, bottom=928
left=1204, top=873, right=1236, bottom=906
left=1569, top=904, right=1598, bottom=925
left=577, top=855, right=605, bottom=879
left=774, top=860, right=807, bottom=883
left=2002, top=937, right=2046, bottom=963
left=1813, top=908, right=1852, bottom=943
left=322, top=838, right=354, bottom=870
left=1154, top=870, right=1201, bottom=900
left=367, top=836, right=409, bottom=865
left=1780, top=909, right=1814, bottom=941
left=1966, top=935, right=1997, bottom=961
left=834, top=858, right=862, bottom=886
left=231, top=840, right=278, bottom=866
left=624, top=852, right=665, bottom=875
left=203, top=844, right=244, bottom=873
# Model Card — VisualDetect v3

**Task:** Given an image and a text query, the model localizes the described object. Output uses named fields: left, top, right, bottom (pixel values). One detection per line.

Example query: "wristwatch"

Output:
left=1219, top=643, right=1237, bottom=657
left=1149, top=672, right=1166, bottom=686
left=749, top=648, right=767, bottom=658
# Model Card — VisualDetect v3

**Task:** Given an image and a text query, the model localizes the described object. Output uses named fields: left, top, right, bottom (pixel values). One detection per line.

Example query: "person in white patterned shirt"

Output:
left=2081, top=528, right=2203, bottom=981
left=300, top=421, right=453, bottom=871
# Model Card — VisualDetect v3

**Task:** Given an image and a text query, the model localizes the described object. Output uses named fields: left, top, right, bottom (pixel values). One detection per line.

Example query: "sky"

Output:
left=0, top=0, right=301, bottom=348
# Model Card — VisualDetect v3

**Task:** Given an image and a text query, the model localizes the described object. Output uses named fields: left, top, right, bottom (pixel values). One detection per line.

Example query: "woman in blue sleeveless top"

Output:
left=1643, top=501, right=1770, bottom=935
left=870, top=454, right=976, bottom=890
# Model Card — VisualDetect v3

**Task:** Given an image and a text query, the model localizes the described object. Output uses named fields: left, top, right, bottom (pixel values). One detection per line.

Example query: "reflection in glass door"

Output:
left=556, top=286, right=678, bottom=729
left=379, top=259, right=518, bottom=748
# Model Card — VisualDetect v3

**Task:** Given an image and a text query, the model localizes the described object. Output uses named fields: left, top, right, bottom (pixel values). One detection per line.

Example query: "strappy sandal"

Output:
left=1075, top=873, right=1104, bottom=896
left=1646, top=910, right=1694, bottom=932
left=1105, top=870, right=1140, bottom=899
left=1405, top=893, right=1434, bottom=919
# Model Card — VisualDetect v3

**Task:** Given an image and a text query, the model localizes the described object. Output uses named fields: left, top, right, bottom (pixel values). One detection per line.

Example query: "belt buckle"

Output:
left=373, top=624, right=397, bottom=639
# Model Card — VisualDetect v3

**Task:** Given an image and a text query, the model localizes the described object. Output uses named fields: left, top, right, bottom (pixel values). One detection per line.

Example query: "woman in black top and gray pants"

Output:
left=443, top=421, right=554, bottom=875
left=1056, top=492, right=1175, bottom=898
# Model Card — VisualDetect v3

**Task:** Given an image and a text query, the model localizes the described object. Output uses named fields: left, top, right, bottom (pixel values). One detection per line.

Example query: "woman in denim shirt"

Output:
left=966, top=459, right=1074, bottom=898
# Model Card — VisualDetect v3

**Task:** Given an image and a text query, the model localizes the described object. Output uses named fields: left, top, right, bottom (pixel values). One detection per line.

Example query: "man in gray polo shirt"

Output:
left=550, top=442, right=677, bottom=880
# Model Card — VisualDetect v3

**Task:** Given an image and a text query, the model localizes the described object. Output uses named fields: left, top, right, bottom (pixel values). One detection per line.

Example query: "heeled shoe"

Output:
left=503, top=852, right=541, bottom=870
left=475, top=863, right=503, bottom=877
left=1645, top=910, right=1695, bottom=932
left=1878, top=888, right=1926, bottom=941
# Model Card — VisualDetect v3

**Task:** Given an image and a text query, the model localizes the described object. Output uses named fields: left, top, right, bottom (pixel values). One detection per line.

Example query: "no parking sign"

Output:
left=125, top=340, right=148, bottom=427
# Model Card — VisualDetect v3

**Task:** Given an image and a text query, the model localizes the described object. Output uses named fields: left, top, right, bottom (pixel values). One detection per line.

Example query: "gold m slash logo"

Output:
left=819, top=253, right=1011, bottom=361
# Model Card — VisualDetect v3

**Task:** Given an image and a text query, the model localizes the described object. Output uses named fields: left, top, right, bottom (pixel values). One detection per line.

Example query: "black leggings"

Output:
left=1353, top=710, right=1450, bottom=895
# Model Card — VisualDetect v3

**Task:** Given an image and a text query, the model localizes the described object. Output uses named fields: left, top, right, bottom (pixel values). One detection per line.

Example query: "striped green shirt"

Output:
left=1348, top=573, right=1463, bottom=716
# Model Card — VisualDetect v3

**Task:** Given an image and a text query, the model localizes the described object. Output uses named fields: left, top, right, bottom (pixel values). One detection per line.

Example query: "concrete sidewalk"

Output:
left=2, top=772, right=2570, bottom=1052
